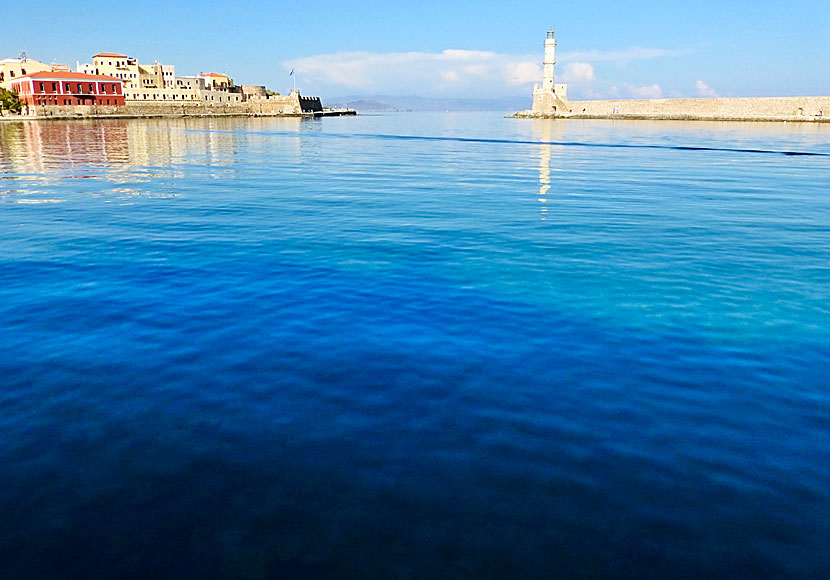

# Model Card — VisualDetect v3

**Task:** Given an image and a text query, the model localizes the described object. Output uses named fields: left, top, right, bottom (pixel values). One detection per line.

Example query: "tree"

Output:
left=0, top=87, right=22, bottom=113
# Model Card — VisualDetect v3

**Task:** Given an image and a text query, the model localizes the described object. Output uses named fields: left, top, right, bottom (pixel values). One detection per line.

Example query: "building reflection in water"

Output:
left=0, top=116, right=306, bottom=201
left=0, top=120, right=130, bottom=175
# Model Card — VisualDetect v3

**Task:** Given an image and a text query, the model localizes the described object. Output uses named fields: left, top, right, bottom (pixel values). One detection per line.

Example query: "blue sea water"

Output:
left=1, top=113, right=829, bottom=579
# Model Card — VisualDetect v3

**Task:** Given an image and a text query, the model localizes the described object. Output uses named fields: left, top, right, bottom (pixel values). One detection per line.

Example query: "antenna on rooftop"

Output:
left=19, top=51, right=27, bottom=62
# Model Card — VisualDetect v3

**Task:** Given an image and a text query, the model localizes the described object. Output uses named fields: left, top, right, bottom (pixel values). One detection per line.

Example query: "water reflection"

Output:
left=0, top=117, right=306, bottom=202
left=0, top=121, right=129, bottom=174
left=533, top=119, right=560, bottom=220
left=0, top=117, right=305, bottom=175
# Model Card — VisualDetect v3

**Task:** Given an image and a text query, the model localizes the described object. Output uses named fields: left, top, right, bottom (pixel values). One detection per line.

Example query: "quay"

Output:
left=0, top=91, right=355, bottom=122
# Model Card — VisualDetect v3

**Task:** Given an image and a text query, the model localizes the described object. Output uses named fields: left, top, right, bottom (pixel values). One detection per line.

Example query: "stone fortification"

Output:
left=517, top=95, right=830, bottom=122
left=3, top=92, right=307, bottom=120
left=240, top=85, right=267, bottom=98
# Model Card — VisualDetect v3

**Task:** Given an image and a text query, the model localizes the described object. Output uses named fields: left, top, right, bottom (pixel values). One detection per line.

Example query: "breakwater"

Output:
left=516, top=95, right=830, bottom=122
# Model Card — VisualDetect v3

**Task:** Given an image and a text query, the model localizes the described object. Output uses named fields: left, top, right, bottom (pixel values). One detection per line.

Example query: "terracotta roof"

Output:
left=199, top=72, right=228, bottom=77
left=12, top=71, right=123, bottom=82
left=93, top=52, right=129, bottom=58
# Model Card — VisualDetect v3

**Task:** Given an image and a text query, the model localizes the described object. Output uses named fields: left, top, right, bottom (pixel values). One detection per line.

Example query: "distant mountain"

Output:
left=329, top=95, right=529, bottom=113
left=330, top=98, right=397, bottom=112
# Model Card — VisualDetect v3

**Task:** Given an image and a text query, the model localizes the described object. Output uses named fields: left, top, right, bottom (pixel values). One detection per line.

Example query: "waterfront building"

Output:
left=177, top=75, right=243, bottom=104
left=1, top=56, right=52, bottom=89
left=9, top=71, right=124, bottom=107
left=78, top=53, right=199, bottom=102
left=197, top=72, right=232, bottom=90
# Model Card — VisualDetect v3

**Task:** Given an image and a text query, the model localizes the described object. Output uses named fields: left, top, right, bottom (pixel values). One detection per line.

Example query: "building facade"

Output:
left=177, top=76, right=243, bottom=104
left=198, top=72, right=232, bottom=90
left=1, top=57, right=52, bottom=89
left=9, top=71, right=124, bottom=106
left=78, top=53, right=198, bottom=102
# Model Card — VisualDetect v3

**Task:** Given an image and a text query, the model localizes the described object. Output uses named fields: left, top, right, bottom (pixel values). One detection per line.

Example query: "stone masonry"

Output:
left=518, top=95, right=830, bottom=122
left=4, top=92, right=306, bottom=120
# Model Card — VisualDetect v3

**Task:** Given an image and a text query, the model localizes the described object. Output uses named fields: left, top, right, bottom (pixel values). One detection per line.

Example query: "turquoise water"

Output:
left=1, top=114, right=829, bottom=578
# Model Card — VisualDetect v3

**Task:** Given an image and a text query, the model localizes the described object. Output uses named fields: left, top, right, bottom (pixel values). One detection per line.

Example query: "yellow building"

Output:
left=83, top=53, right=198, bottom=102
left=75, top=53, right=248, bottom=104
left=198, top=72, right=232, bottom=90
left=1, top=57, right=51, bottom=89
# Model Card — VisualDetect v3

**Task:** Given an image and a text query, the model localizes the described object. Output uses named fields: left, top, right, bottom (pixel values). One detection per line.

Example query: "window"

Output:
left=65, top=83, right=70, bottom=91
left=52, top=82, right=57, bottom=92
left=21, top=68, right=26, bottom=75
left=101, top=85, right=106, bottom=94
left=39, top=83, right=44, bottom=92
left=90, top=84, right=94, bottom=92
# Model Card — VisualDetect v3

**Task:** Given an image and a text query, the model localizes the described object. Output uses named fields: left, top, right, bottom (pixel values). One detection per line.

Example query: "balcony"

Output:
left=60, top=90, right=98, bottom=99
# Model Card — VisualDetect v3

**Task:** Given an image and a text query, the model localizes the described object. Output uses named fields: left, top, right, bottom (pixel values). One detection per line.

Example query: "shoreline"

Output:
left=0, top=109, right=355, bottom=122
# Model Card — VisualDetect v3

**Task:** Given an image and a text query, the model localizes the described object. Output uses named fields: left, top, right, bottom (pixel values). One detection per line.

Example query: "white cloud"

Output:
left=284, top=49, right=540, bottom=97
left=284, top=43, right=693, bottom=97
left=695, top=80, right=719, bottom=97
left=505, top=61, right=541, bottom=86
left=441, top=69, right=461, bottom=83
left=562, top=61, right=595, bottom=82
left=629, top=84, right=663, bottom=99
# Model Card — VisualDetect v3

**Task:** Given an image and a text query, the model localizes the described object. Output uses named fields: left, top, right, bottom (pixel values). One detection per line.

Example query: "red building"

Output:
left=9, top=71, right=125, bottom=107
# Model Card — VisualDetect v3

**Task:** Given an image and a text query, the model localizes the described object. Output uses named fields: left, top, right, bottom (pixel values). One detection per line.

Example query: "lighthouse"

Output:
left=531, top=27, right=568, bottom=115
left=543, top=27, right=556, bottom=91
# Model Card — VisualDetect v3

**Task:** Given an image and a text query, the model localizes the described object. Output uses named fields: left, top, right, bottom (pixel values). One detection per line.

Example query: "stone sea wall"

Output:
left=517, top=96, right=830, bottom=122
left=2, top=93, right=305, bottom=120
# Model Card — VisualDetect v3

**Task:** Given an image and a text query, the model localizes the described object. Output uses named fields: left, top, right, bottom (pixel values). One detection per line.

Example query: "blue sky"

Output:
left=4, top=0, right=829, bottom=100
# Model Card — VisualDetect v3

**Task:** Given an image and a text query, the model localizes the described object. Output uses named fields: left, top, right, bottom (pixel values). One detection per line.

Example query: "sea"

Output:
left=1, top=113, right=829, bottom=579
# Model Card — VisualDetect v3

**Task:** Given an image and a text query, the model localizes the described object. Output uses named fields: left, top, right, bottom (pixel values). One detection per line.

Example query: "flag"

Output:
left=289, top=68, right=294, bottom=76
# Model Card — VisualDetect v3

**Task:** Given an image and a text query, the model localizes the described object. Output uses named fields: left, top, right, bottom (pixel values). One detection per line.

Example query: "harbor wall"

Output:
left=1, top=93, right=305, bottom=120
left=518, top=96, right=830, bottom=122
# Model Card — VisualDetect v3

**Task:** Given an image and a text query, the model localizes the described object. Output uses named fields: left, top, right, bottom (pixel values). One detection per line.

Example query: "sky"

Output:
left=4, top=0, right=829, bottom=101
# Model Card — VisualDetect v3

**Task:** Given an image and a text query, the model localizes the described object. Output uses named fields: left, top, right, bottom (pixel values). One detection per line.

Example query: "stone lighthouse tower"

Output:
left=532, top=27, right=568, bottom=115
left=542, top=27, right=556, bottom=91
